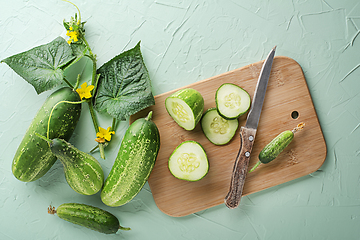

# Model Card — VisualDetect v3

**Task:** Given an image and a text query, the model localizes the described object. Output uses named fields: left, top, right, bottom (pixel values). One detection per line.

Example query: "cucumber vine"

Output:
left=2, top=0, right=155, bottom=160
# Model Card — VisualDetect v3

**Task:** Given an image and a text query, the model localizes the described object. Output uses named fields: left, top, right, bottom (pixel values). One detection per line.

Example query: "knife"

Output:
left=224, top=46, right=276, bottom=209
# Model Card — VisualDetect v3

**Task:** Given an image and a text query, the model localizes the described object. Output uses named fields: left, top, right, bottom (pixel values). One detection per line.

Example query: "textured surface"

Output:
left=131, top=56, right=326, bottom=217
left=1, top=0, right=360, bottom=239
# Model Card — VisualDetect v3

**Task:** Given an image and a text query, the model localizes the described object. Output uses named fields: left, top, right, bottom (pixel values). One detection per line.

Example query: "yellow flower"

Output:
left=76, top=82, right=94, bottom=100
left=96, top=127, right=115, bottom=142
left=66, top=27, right=79, bottom=44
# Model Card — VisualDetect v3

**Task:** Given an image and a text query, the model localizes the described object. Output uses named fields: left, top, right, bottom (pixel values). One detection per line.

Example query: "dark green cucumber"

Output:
left=101, top=111, right=160, bottom=207
left=249, top=122, right=305, bottom=173
left=49, top=138, right=104, bottom=195
left=12, top=87, right=81, bottom=182
left=48, top=203, right=130, bottom=234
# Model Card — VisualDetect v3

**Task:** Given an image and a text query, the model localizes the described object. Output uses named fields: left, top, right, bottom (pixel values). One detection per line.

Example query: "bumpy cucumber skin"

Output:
left=259, top=130, right=294, bottom=164
left=56, top=203, right=120, bottom=234
left=101, top=112, right=160, bottom=207
left=50, top=138, right=104, bottom=195
left=165, top=88, right=204, bottom=130
left=12, top=87, right=81, bottom=182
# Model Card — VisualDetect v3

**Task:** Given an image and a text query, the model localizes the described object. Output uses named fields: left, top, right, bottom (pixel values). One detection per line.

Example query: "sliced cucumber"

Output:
left=165, top=88, right=204, bottom=130
left=201, top=108, right=238, bottom=145
left=168, top=141, right=209, bottom=181
left=215, top=83, right=251, bottom=119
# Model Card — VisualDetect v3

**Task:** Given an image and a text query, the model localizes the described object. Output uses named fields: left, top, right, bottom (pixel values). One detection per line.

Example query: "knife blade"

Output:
left=224, top=46, right=276, bottom=209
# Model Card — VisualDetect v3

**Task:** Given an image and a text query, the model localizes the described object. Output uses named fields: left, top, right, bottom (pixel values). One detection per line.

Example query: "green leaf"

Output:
left=94, top=42, right=155, bottom=121
left=65, top=42, right=87, bottom=69
left=1, top=37, right=75, bottom=94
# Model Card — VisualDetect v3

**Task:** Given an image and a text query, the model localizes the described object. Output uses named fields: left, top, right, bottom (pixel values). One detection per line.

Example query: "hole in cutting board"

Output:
left=291, top=111, right=299, bottom=119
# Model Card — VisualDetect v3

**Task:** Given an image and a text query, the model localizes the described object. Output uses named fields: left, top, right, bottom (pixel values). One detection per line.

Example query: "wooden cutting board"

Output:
left=130, top=56, right=327, bottom=217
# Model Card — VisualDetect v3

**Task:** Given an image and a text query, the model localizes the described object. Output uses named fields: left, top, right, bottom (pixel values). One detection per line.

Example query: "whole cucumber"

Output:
left=101, top=111, right=160, bottom=207
left=249, top=122, right=305, bottom=173
left=49, top=138, right=104, bottom=195
left=48, top=203, right=130, bottom=234
left=259, top=130, right=294, bottom=164
left=12, top=87, right=81, bottom=182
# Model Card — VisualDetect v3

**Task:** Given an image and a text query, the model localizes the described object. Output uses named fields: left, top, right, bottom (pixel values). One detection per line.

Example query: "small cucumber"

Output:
left=48, top=138, right=104, bottom=195
left=12, top=87, right=81, bottom=182
left=201, top=108, right=239, bottom=145
left=101, top=111, right=160, bottom=207
left=168, top=140, right=209, bottom=181
left=215, top=83, right=251, bottom=119
left=48, top=203, right=130, bottom=234
left=165, top=88, right=204, bottom=130
left=249, top=122, right=305, bottom=173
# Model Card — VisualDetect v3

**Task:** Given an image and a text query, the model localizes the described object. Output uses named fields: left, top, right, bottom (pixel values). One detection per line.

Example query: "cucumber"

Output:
left=12, top=87, right=81, bottom=182
left=165, top=88, right=204, bottom=130
left=168, top=140, right=209, bottom=181
left=249, top=122, right=305, bottom=173
left=215, top=83, right=251, bottom=119
left=101, top=111, right=160, bottom=207
left=48, top=138, right=104, bottom=195
left=48, top=203, right=130, bottom=234
left=201, top=108, right=239, bottom=145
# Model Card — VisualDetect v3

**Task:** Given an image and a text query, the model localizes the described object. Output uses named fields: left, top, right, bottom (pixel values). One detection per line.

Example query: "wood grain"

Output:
left=130, top=56, right=327, bottom=217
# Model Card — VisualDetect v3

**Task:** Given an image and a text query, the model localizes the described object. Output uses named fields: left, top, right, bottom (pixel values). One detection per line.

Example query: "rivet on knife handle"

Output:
left=224, top=127, right=257, bottom=209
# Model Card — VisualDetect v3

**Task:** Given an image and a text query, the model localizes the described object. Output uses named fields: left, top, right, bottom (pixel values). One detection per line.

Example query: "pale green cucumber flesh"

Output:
left=259, top=130, right=294, bottom=164
left=56, top=203, right=125, bottom=234
left=201, top=108, right=238, bottom=145
left=165, top=88, right=204, bottom=130
left=101, top=111, right=160, bottom=207
left=168, top=141, right=209, bottom=181
left=215, top=83, right=251, bottom=119
left=50, top=138, right=104, bottom=195
left=12, top=87, right=81, bottom=182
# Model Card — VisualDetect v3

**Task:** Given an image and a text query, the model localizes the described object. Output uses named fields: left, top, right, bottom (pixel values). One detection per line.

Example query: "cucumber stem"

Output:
left=119, top=225, right=131, bottom=231
left=249, top=161, right=261, bottom=173
left=73, top=74, right=81, bottom=90
left=63, top=77, right=74, bottom=89
left=87, top=101, right=106, bottom=159
left=34, top=133, right=53, bottom=146
left=145, top=111, right=153, bottom=121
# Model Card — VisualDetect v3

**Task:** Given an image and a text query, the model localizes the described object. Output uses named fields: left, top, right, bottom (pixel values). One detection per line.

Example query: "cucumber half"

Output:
left=165, top=88, right=204, bottom=130
left=168, top=141, right=209, bottom=181
left=201, top=108, right=239, bottom=145
left=215, top=83, right=251, bottom=119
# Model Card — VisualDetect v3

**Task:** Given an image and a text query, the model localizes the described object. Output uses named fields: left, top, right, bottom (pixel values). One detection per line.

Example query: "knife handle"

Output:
left=225, top=126, right=257, bottom=209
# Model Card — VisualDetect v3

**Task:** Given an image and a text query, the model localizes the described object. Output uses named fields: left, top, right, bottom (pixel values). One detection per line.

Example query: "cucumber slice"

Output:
left=165, top=88, right=204, bottom=130
left=201, top=108, right=239, bottom=145
left=168, top=141, right=209, bottom=181
left=215, top=83, right=251, bottom=119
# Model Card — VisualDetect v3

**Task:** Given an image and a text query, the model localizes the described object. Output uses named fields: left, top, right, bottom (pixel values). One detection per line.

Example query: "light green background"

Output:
left=1, top=0, right=360, bottom=239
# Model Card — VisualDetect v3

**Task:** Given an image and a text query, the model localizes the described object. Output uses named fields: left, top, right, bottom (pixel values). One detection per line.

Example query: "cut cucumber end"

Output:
left=165, top=88, right=204, bottom=131
left=215, top=83, right=251, bottom=119
left=201, top=108, right=238, bottom=145
left=168, top=141, right=209, bottom=181
left=165, top=97, right=195, bottom=130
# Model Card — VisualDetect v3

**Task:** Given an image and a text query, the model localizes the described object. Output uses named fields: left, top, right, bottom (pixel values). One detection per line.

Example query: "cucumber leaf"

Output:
left=66, top=42, right=88, bottom=69
left=1, top=37, right=75, bottom=94
left=94, top=42, right=155, bottom=121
